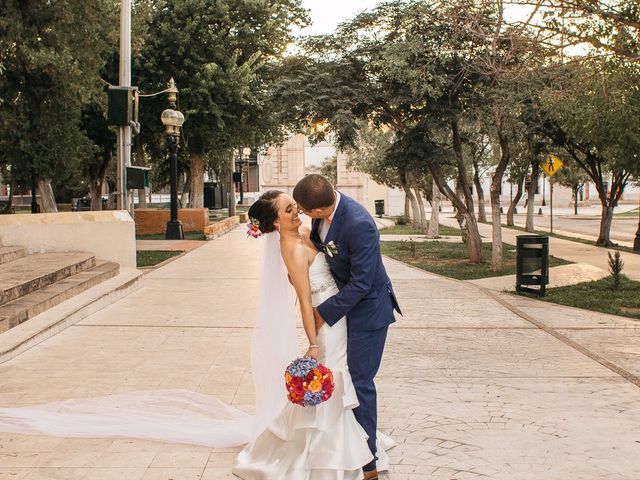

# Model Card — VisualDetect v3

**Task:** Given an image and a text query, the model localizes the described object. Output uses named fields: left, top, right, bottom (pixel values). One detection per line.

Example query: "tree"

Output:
left=540, top=59, right=640, bottom=245
left=320, top=155, right=338, bottom=185
left=0, top=1, right=115, bottom=211
left=137, top=0, right=307, bottom=208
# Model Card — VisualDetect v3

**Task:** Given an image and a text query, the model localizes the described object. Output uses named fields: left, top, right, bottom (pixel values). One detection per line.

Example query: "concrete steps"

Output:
left=0, top=252, right=96, bottom=306
left=0, top=246, right=28, bottom=265
left=0, top=260, right=120, bottom=333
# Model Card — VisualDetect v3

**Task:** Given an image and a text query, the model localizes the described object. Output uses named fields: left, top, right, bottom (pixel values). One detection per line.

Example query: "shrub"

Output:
left=608, top=251, right=624, bottom=290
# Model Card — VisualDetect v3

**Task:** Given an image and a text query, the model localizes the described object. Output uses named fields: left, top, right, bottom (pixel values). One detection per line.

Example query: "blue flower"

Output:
left=303, top=391, right=323, bottom=406
left=287, top=357, right=318, bottom=377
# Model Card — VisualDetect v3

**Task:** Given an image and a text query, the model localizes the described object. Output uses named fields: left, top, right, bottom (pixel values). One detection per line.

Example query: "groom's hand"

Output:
left=313, top=308, right=325, bottom=332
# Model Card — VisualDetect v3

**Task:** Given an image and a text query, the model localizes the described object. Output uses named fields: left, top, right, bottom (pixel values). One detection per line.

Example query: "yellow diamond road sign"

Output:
left=543, top=154, right=564, bottom=176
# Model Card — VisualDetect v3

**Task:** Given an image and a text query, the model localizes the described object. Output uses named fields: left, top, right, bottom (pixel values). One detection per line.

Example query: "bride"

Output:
left=234, top=190, right=392, bottom=479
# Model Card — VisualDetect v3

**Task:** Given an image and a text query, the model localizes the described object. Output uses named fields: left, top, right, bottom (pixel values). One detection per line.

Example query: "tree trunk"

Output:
left=89, top=180, right=103, bottom=211
left=473, top=158, right=487, bottom=223
left=1, top=175, right=15, bottom=214
left=451, top=119, right=475, bottom=216
left=598, top=206, right=614, bottom=246
left=400, top=173, right=420, bottom=228
left=506, top=174, right=525, bottom=227
left=189, top=153, right=204, bottom=208
left=490, top=111, right=511, bottom=272
left=429, top=162, right=484, bottom=263
left=573, top=186, right=579, bottom=215
left=427, top=177, right=440, bottom=238
left=181, top=170, right=191, bottom=208
left=36, top=179, right=58, bottom=213
left=413, top=187, right=427, bottom=233
left=404, top=195, right=411, bottom=221
left=526, top=162, right=539, bottom=232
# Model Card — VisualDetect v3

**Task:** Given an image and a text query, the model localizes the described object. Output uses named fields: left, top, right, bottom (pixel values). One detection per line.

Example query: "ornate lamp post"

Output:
left=161, top=78, right=185, bottom=240
left=238, top=147, right=251, bottom=205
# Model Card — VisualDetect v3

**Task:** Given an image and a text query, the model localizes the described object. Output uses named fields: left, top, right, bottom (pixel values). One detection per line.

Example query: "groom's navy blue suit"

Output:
left=310, top=193, right=401, bottom=471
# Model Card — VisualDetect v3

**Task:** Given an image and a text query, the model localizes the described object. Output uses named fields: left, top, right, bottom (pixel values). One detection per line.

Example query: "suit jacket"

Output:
left=310, top=193, right=401, bottom=332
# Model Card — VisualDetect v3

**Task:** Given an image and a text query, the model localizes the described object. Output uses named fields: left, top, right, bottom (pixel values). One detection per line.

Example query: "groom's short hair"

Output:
left=293, top=174, right=336, bottom=210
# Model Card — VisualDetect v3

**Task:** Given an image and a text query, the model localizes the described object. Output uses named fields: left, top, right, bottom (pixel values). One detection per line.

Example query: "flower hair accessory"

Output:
left=247, top=218, right=262, bottom=238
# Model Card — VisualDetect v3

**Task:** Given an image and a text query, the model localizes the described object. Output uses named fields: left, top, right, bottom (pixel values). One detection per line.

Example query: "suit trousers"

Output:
left=347, top=325, right=389, bottom=472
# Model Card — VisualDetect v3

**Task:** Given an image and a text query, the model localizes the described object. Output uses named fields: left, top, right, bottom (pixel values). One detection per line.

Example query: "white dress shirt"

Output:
left=320, top=191, right=341, bottom=243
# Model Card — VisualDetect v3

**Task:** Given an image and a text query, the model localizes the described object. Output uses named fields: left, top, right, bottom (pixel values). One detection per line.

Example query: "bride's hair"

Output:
left=248, top=190, right=283, bottom=233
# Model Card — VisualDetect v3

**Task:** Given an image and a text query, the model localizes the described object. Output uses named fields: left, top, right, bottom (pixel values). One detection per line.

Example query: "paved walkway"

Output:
left=1, top=227, right=640, bottom=479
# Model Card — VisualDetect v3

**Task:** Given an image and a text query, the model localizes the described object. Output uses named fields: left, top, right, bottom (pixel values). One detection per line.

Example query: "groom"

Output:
left=293, top=174, right=401, bottom=480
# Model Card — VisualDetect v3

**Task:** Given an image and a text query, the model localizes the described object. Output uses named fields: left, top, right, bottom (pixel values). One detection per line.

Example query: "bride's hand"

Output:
left=305, top=346, right=318, bottom=360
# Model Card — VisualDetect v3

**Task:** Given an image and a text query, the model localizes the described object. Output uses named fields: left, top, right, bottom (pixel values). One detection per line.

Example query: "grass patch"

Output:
left=136, top=232, right=206, bottom=241
left=136, top=250, right=182, bottom=268
left=518, top=276, right=640, bottom=320
left=380, top=240, right=569, bottom=280
left=614, top=208, right=639, bottom=219
left=380, top=223, right=462, bottom=236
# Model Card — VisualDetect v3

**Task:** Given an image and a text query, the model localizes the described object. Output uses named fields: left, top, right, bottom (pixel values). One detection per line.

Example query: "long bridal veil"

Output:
left=0, top=232, right=298, bottom=448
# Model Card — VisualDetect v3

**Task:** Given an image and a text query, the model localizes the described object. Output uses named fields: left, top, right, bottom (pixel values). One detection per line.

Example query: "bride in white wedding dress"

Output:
left=234, top=191, right=393, bottom=479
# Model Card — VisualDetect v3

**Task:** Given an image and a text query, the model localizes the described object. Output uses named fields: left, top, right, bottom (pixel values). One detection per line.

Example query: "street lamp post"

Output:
left=237, top=147, right=251, bottom=205
left=31, top=170, right=38, bottom=214
left=161, top=78, right=185, bottom=240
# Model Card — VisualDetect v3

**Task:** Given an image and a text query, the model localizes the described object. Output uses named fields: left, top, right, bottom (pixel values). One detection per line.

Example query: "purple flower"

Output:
left=287, top=357, right=318, bottom=377
left=303, top=391, right=323, bottom=406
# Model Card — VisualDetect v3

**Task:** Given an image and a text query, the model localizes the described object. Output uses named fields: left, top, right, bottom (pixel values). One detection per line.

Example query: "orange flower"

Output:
left=308, top=379, right=322, bottom=393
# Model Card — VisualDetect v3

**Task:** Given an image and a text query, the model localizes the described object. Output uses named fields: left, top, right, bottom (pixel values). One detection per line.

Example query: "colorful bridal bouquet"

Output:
left=284, top=357, right=335, bottom=407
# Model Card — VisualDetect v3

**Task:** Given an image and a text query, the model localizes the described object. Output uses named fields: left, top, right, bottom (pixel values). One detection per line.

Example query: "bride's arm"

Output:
left=282, top=247, right=318, bottom=359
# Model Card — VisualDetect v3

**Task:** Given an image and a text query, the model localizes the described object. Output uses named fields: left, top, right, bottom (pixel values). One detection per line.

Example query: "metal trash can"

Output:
left=374, top=200, right=385, bottom=217
left=516, top=235, right=549, bottom=296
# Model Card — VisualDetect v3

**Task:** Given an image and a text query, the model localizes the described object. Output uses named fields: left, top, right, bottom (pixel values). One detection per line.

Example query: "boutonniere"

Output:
left=325, top=241, right=339, bottom=257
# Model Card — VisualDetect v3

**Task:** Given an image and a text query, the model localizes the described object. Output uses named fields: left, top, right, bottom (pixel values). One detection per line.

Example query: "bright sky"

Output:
left=296, top=1, right=533, bottom=36
left=296, top=0, right=381, bottom=36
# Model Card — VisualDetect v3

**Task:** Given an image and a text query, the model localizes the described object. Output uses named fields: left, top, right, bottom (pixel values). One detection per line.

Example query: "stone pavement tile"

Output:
left=557, top=327, right=640, bottom=378
left=22, top=468, right=90, bottom=480
left=39, top=438, right=113, bottom=468
left=382, top=328, right=616, bottom=379
left=141, top=467, right=204, bottom=480
left=93, top=439, right=161, bottom=468
left=79, top=278, right=257, bottom=329
left=83, top=468, right=147, bottom=480
left=397, top=298, right=531, bottom=329
left=377, top=378, right=640, bottom=480
left=0, top=469, right=30, bottom=480
left=494, top=291, right=639, bottom=329
left=149, top=444, right=211, bottom=468
left=201, top=465, right=239, bottom=479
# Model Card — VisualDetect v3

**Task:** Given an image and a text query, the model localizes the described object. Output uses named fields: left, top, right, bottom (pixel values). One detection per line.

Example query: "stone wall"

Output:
left=204, top=216, right=239, bottom=240
left=0, top=211, right=137, bottom=269
left=134, top=208, right=209, bottom=235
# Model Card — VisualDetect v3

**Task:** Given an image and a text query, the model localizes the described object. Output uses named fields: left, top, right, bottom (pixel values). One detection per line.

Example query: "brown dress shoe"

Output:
left=363, top=469, right=378, bottom=480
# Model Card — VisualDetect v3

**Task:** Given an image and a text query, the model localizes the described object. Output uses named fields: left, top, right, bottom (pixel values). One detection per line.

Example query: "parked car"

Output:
left=71, top=198, right=91, bottom=212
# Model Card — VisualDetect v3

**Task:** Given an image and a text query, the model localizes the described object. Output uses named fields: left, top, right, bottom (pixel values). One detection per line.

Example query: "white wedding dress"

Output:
left=233, top=253, right=394, bottom=480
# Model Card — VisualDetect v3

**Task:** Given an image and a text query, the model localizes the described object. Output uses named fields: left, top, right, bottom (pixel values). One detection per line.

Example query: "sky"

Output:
left=296, top=0, right=381, bottom=36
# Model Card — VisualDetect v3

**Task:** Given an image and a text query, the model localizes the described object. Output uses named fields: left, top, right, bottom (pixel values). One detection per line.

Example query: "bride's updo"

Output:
left=247, top=190, right=284, bottom=234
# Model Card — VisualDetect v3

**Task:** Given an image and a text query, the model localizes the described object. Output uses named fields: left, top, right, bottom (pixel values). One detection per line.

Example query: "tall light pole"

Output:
left=161, top=79, right=185, bottom=240
left=117, top=0, right=132, bottom=214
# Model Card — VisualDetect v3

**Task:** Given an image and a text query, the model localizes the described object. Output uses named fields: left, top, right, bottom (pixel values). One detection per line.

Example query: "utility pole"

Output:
left=116, top=0, right=132, bottom=216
